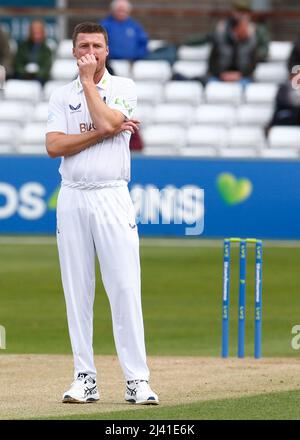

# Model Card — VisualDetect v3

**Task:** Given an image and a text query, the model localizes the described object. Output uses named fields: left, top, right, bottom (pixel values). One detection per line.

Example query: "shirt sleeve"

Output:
left=109, top=78, right=137, bottom=120
left=46, top=88, right=67, bottom=133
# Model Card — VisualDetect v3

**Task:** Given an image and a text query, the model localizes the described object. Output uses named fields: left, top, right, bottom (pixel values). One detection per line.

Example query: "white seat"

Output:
left=51, top=59, right=78, bottom=81
left=268, top=41, right=293, bottom=62
left=143, top=146, right=177, bottom=156
left=142, top=124, right=186, bottom=149
left=194, top=104, right=236, bottom=127
left=56, top=39, right=73, bottom=58
left=253, top=62, right=288, bottom=83
left=186, top=125, right=228, bottom=148
left=43, top=80, right=67, bottom=100
left=260, top=148, right=299, bottom=159
left=205, top=82, right=243, bottom=105
left=132, top=60, right=172, bottom=82
left=0, top=101, right=33, bottom=123
left=219, top=147, right=258, bottom=158
left=134, top=104, right=153, bottom=125
left=152, top=103, right=193, bottom=127
left=148, top=40, right=167, bottom=52
left=135, top=81, right=164, bottom=104
left=0, top=144, right=15, bottom=154
left=244, top=83, right=278, bottom=104
left=32, top=102, right=49, bottom=122
left=227, top=126, right=266, bottom=149
left=110, top=60, right=131, bottom=78
left=172, top=60, right=207, bottom=79
left=236, top=104, right=273, bottom=126
left=164, top=81, right=203, bottom=105
left=177, top=44, right=211, bottom=61
left=19, top=122, right=46, bottom=145
left=179, top=146, right=217, bottom=157
left=4, top=79, right=42, bottom=102
left=0, top=122, right=20, bottom=148
left=17, top=144, right=47, bottom=155
left=268, top=126, right=300, bottom=149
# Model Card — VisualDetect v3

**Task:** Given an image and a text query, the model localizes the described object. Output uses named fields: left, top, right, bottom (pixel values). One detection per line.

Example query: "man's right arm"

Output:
left=46, top=118, right=140, bottom=158
left=46, top=130, right=104, bottom=158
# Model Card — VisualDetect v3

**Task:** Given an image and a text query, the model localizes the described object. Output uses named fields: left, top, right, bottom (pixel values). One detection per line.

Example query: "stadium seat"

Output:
left=134, top=103, right=153, bottom=125
left=205, top=82, right=243, bottom=105
left=236, top=104, right=273, bottom=127
left=17, top=144, right=47, bottom=155
left=260, top=148, right=299, bottom=159
left=0, top=101, right=33, bottom=124
left=186, top=125, right=228, bottom=148
left=147, top=39, right=167, bottom=52
left=56, top=39, right=73, bottom=58
left=142, top=124, right=186, bottom=149
left=135, top=81, right=164, bottom=104
left=4, top=79, right=42, bottom=102
left=109, top=60, right=131, bottom=77
left=164, top=81, right=203, bottom=105
left=177, top=44, right=211, bottom=61
left=17, top=123, right=46, bottom=154
left=244, top=83, right=278, bottom=104
left=172, top=60, right=207, bottom=80
left=132, top=60, right=172, bottom=82
left=51, top=59, right=78, bottom=81
left=0, top=144, right=15, bottom=154
left=151, top=103, right=194, bottom=127
left=253, top=62, right=288, bottom=83
left=0, top=123, right=20, bottom=151
left=219, top=147, right=258, bottom=158
left=43, top=80, right=67, bottom=100
left=179, top=145, right=218, bottom=157
left=268, top=41, right=293, bottom=62
left=268, top=126, right=300, bottom=149
left=227, top=126, right=266, bottom=149
left=32, top=102, right=49, bottom=122
left=194, top=104, right=236, bottom=127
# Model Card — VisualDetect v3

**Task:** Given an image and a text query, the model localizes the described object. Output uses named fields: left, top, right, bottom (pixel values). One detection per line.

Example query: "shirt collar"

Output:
left=76, top=68, right=111, bottom=93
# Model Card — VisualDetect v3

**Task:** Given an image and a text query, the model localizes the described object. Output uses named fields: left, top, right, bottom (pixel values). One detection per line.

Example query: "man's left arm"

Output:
left=80, top=55, right=137, bottom=135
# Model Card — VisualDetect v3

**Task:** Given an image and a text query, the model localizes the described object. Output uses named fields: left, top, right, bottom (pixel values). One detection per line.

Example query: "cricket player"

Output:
left=45, top=22, right=158, bottom=405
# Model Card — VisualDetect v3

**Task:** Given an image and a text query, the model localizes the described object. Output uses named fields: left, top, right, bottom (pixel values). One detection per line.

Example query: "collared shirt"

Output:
left=46, top=69, right=136, bottom=184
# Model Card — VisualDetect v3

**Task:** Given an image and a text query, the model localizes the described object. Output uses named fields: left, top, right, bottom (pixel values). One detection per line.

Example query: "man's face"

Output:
left=73, top=32, right=109, bottom=72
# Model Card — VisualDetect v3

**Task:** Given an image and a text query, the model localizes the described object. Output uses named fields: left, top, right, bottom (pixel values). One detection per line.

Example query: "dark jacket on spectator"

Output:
left=0, top=26, right=12, bottom=76
left=208, top=20, right=258, bottom=78
left=14, top=39, right=52, bottom=83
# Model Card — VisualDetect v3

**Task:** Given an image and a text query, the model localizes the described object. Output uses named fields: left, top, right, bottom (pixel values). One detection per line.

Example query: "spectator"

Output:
left=100, top=0, right=148, bottom=61
left=13, top=20, right=53, bottom=84
left=266, top=39, right=300, bottom=131
left=0, top=25, right=12, bottom=78
left=185, top=0, right=269, bottom=63
left=207, top=13, right=258, bottom=84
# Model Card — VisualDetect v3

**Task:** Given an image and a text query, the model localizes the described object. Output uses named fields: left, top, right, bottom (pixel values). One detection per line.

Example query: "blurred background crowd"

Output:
left=1, top=0, right=300, bottom=157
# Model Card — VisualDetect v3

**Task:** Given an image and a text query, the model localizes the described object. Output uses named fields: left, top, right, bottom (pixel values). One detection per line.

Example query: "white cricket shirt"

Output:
left=46, top=69, right=136, bottom=184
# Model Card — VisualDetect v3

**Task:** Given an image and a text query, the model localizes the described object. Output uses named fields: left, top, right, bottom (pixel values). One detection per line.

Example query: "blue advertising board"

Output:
left=0, top=155, right=300, bottom=239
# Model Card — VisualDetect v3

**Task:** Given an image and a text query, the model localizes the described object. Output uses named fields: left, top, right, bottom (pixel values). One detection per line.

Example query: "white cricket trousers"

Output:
left=56, top=183, right=150, bottom=382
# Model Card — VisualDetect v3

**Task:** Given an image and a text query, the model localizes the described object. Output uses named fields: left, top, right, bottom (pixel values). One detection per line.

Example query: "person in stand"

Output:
left=0, top=25, right=12, bottom=80
left=13, top=20, right=52, bottom=84
left=100, top=0, right=148, bottom=61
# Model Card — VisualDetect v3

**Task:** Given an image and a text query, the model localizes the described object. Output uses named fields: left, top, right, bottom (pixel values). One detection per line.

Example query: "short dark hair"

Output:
left=72, top=22, right=108, bottom=47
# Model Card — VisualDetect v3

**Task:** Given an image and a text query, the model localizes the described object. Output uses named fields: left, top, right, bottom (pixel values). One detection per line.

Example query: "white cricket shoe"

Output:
left=62, top=373, right=99, bottom=403
left=125, top=380, right=159, bottom=405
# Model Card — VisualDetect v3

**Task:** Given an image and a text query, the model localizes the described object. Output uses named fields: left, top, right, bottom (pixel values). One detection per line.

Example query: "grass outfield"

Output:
left=0, top=238, right=299, bottom=357
left=33, top=389, right=300, bottom=420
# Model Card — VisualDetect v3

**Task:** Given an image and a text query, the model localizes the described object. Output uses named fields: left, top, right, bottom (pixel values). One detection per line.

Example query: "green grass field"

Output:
left=1, top=237, right=300, bottom=419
